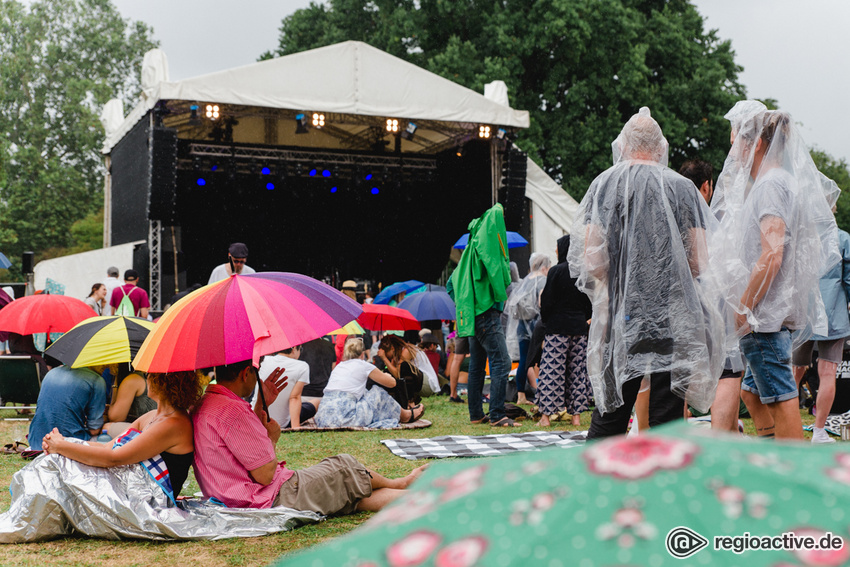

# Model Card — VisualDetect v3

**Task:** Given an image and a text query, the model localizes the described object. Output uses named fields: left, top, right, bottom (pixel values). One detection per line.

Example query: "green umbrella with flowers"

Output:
left=276, top=421, right=850, bottom=567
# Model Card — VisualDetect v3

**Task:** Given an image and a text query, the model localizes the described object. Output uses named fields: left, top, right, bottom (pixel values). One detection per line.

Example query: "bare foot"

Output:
left=571, top=415, right=581, bottom=426
left=537, top=416, right=551, bottom=427
left=401, top=464, right=429, bottom=488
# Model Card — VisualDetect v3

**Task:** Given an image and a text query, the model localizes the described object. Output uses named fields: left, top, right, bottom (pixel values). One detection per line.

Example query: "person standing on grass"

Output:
left=448, top=203, right=520, bottom=427
left=109, top=269, right=150, bottom=319
left=711, top=104, right=839, bottom=440
left=192, top=358, right=426, bottom=513
left=791, top=217, right=850, bottom=443
left=569, top=107, right=724, bottom=439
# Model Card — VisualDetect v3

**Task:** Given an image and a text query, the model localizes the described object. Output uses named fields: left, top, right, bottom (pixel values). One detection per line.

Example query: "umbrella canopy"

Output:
left=0, top=252, right=10, bottom=270
left=44, top=316, right=155, bottom=368
left=275, top=421, right=850, bottom=566
left=0, top=294, right=95, bottom=335
left=357, top=304, right=421, bottom=331
left=133, top=272, right=362, bottom=372
left=373, top=280, right=426, bottom=305
left=327, top=320, right=366, bottom=336
left=397, top=286, right=456, bottom=321
left=453, top=230, right=528, bottom=249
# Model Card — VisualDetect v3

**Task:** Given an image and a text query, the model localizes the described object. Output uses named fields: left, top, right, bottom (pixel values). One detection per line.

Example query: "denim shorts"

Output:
left=739, top=328, right=797, bottom=404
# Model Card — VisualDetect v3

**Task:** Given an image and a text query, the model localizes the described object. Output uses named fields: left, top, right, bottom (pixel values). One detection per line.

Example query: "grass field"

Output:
left=0, top=396, right=821, bottom=567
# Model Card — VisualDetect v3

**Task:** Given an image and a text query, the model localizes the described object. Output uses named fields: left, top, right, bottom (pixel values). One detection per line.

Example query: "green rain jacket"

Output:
left=449, top=204, right=512, bottom=337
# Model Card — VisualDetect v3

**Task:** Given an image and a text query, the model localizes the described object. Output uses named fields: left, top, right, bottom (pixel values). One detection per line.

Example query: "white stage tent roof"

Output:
left=103, top=41, right=530, bottom=153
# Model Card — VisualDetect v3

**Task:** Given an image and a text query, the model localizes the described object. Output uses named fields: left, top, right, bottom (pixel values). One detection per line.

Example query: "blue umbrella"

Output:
left=373, top=280, right=425, bottom=305
left=0, top=253, right=11, bottom=270
left=453, top=231, right=528, bottom=249
left=397, top=285, right=456, bottom=321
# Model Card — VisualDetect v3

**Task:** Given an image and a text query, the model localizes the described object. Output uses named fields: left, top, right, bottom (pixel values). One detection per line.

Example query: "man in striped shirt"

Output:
left=192, top=359, right=426, bottom=514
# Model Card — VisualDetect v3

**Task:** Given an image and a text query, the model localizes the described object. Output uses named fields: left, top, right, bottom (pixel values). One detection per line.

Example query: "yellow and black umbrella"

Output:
left=44, top=316, right=155, bottom=368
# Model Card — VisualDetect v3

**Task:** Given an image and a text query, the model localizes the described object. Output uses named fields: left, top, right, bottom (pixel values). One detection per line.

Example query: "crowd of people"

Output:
left=1, top=99, right=845, bottom=537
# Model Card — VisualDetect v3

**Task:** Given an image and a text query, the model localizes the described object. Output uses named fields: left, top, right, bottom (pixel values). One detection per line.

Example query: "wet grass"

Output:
left=0, top=398, right=818, bottom=566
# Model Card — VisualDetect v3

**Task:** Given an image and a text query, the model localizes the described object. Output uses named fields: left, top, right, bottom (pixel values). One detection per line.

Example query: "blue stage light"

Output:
left=309, top=168, right=317, bottom=177
left=211, top=165, right=218, bottom=171
left=322, top=169, right=331, bottom=178
left=197, top=178, right=206, bottom=186
left=371, top=187, right=379, bottom=195
left=266, top=182, right=274, bottom=190
left=330, top=186, right=338, bottom=193
left=365, top=173, right=373, bottom=181
left=261, top=167, right=270, bottom=175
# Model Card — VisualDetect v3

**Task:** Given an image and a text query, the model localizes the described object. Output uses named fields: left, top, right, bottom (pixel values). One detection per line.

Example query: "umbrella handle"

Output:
left=257, top=377, right=270, bottom=422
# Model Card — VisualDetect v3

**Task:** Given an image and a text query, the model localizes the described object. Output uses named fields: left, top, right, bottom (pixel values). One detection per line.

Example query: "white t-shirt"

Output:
left=414, top=350, right=440, bottom=393
left=256, top=354, right=309, bottom=427
left=325, top=359, right=378, bottom=399
left=208, top=263, right=256, bottom=284
left=103, top=276, right=122, bottom=307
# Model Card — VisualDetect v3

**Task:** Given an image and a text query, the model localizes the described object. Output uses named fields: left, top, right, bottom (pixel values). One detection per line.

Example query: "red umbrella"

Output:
left=357, top=304, right=421, bottom=331
left=0, top=294, right=96, bottom=335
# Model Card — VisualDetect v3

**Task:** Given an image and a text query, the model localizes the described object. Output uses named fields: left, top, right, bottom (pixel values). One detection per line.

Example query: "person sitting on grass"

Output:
left=41, top=371, right=204, bottom=497
left=105, top=363, right=157, bottom=438
left=313, top=338, right=425, bottom=429
left=192, top=356, right=426, bottom=514
left=376, top=334, right=424, bottom=408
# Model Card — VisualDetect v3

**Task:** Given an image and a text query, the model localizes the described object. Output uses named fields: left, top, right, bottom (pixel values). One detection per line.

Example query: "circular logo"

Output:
left=666, top=526, right=709, bottom=559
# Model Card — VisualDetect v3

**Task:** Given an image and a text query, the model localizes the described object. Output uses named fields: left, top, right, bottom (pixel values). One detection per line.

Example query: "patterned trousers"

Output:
left=535, top=334, right=591, bottom=416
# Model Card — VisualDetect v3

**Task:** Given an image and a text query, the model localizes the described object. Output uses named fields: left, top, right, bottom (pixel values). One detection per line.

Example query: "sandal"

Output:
left=470, top=415, right=489, bottom=424
left=2, top=441, right=28, bottom=455
left=449, top=396, right=466, bottom=404
left=20, top=450, right=42, bottom=460
left=405, top=404, right=425, bottom=423
left=490, top=417, right=522, bottom=427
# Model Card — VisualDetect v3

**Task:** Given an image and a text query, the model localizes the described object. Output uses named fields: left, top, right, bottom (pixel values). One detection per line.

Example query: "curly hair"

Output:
left=147, top=371, right=207, bottom=412
left=379, top=334, right=420, bottom=373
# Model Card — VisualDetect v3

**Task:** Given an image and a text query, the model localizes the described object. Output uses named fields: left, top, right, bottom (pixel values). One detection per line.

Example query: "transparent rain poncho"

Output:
left=505, top=253, right=552, bottom=359
left=568, top=107, right=725, bottom=414
left=710, top=103, right=839, bottom=343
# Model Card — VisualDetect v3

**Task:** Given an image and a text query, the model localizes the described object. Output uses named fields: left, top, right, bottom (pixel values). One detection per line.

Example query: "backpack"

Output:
left=115, top=288, right=137, bottom=317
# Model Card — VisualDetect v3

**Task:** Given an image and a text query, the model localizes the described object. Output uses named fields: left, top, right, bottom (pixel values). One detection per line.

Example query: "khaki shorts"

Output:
left=274, top=454, right=372, bottom=516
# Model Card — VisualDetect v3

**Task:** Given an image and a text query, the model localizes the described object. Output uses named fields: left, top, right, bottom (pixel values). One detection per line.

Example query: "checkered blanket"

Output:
left=380, top=430, right=587, bottom=460
left=282, top=418, right=432, bottom=433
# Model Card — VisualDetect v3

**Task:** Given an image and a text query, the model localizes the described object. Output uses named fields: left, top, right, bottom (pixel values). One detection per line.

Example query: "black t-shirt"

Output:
left=300, top=338, right=335, bottom=398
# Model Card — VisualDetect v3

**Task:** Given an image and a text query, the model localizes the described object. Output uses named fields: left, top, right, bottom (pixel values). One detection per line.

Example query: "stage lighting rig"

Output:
left=295, top=113, right=309, bottom=134
left=311, top=113, right=325, bottom=129
left=401, top=122, right=417, bottom=140
left=386, top=118, right=399, bottom=133
left=205, top=104, right=220, bottom=120
left=478, top=125, right=491, bottom=139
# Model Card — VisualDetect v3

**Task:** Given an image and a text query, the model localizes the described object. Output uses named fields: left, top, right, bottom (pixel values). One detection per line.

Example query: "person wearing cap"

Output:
left=109, top=269, right=150, bottom=319
left=103, top=266, right=122, bottom=307
left=208, top=243, right=256, bottom=285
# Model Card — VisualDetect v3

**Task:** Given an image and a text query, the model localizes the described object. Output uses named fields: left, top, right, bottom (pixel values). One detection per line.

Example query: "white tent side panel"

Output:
left=104, top=41, right=530, bottom=153
left=34, top=241, right=144, bottom=301
left=525, top=156, right=579, bottom=260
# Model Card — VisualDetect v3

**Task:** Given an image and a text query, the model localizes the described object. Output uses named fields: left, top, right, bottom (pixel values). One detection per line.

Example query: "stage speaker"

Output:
left=148, top=127, right=178, bottom=223
left=21, top=251, right=34, bottom=274
left=499, top=147, right=527, bottom=230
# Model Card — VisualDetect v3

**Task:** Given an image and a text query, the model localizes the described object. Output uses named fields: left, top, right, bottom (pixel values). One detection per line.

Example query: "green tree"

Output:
left=0, top=0, right=157, bottom=277
left=265, top=0, right=746, bottom=199
left=811, top=149, right=850, bottom=233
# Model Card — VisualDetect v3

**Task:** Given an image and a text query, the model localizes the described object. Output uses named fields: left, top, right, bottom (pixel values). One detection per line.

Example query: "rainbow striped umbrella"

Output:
left=132, top=272, right=362, bottom=372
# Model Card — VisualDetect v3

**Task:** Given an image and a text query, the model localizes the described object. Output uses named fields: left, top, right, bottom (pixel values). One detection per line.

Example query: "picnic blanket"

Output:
left=282, top=418, right=432, bottom=433
left=380, top=430, right=586, bottom=460
left=826, top=410, right=850, bottom=435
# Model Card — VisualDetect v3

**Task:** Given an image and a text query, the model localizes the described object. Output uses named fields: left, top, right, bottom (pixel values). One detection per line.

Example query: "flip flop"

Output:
left=2, top=441, right=28, bottom=455
left=490, top=417, right=522, bottom=427
left=470, top=416, right=489, bottom=424
left=20, top=450, right=42, bottom=460
left=405, top=404, right=425, bottom=423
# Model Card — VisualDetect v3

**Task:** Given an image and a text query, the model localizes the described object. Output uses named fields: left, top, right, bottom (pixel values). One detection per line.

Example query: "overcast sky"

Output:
left=109, top=0, right=849, bottom=163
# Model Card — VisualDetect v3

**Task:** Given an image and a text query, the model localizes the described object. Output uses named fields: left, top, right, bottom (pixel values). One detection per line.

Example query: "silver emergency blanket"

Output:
left=504, top=253, right=551, bottom=359
left=568, top=107, right=725, bottom=414
left=0, top=453, right=322, bottom=543
left=711, top=101, right=839, bottom=342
